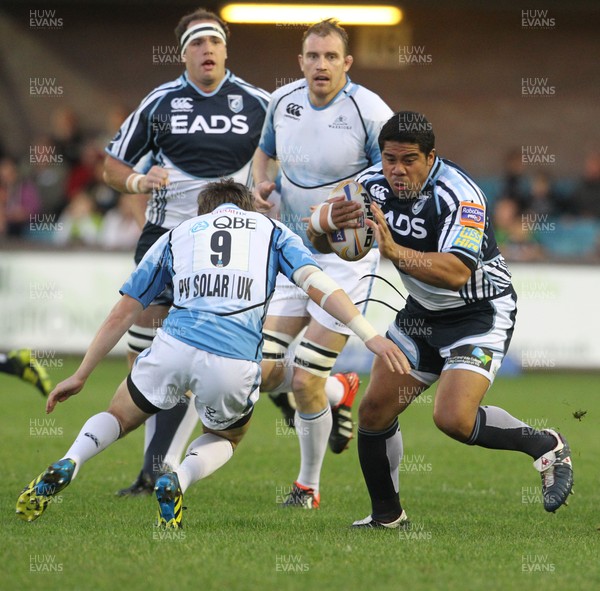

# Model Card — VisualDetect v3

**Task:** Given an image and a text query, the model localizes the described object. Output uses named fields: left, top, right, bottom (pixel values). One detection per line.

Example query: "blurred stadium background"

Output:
left=0, top=0, right=599, bottom=371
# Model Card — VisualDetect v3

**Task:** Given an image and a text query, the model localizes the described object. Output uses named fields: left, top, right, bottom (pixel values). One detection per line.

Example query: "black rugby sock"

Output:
left=357, top=420, right=404, bottom=522
left=466, top=406, right=557, bottom=459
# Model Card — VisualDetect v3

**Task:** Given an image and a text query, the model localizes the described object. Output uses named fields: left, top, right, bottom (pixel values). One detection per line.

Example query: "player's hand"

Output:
left=253, top=181, right=276, bottom=212
left=328, top=195, right=362, bottom=228
left=139, top=166, right=170, bottom=192
left=364, top=335, right=411, bottom=374
left=366, top=202, right=399, bottom=262
left=46, top=375, right=86, bottom=414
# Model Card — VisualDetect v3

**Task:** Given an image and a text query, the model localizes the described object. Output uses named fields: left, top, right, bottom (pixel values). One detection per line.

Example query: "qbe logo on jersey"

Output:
left=459, top=202, right=485, bottom=230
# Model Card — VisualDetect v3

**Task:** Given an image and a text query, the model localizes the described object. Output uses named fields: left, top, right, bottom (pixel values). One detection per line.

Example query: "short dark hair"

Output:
left=197, top=179, right=256, bottom=215
left=301, top=18, right=349, bottom=56
left=174, top=8, right=230, bottom=49
left=378, top=111, right=435, bottom=155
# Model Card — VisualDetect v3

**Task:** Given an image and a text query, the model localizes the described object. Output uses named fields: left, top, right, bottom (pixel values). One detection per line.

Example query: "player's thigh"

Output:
left=433, top=369, right=490, bottom=440
left=107, top=379, right=154, bottom=436
left=261, top=314, right=309, bottom=391
left=202, top=417, right=252, bottom=450
left=359, top=354, right=428, bottom=431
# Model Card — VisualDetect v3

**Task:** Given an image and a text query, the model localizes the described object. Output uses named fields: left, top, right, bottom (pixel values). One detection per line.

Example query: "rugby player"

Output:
left=253, top=19, right=393, bottom=508
left=308, top=112, right=574, bottom=527
left=103, top=8, right=269, bottom=495
left=15, top=180, right=409, bottom=529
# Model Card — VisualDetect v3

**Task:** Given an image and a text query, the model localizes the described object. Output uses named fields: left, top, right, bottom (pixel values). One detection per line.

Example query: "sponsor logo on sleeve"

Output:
left=459, top=202, right=485, bottom=229
left=452, top=226, right=483, bottom=253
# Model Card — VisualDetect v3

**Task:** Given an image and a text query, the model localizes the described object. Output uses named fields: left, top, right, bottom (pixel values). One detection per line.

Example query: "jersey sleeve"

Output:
left=438, top=200, right=486, bottom=269
left=257, top=96, right=277, bottom=158
left=120, top=232, right=174, bottom=307
left=273, top=221, right=321, bottom=280
left=362, top=98, right=394, bottom=166
left=105, top=92, right=160, bottom=166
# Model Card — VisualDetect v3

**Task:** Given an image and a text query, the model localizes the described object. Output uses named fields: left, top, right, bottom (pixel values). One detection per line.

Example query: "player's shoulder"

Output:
left=356, top=163, right=386, bottom=185
left=435, top=158, right=487, bottom=207
left=344, top=81, right=393, bottom=117
left=356, top=164, right=393, bottom=204
left=227, top=72, right=271, bottom=107
left=270, top=79, right=308, bottom=108
left=140, top=75, right=188, bottom=106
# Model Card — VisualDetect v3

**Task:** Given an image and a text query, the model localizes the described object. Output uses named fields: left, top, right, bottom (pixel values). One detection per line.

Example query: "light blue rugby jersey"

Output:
left=259, top=77, right=392, bottom=251
left=120, top=204, right=318, bottom=361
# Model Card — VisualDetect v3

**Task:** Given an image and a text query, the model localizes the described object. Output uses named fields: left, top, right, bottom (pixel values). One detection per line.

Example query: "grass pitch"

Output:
left=1, top=359, right=599, bottom=591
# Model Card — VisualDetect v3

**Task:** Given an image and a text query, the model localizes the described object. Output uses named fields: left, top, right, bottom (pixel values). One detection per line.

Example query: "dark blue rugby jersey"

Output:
left=106, top=71, right=269, bottom=228
left=357, top=157, right=512, bottom=310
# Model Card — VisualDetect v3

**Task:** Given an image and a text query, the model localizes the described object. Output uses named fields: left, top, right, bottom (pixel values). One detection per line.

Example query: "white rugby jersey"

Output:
left=358, top=157, right=512, bottom=310
left=120, top=204, right=317, bottom=361
left=259, top=78, right=392, bottom=250
left=107, top=71, right=269, bottom=229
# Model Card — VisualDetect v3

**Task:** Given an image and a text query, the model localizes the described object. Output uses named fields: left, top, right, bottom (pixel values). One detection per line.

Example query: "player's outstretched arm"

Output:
left=367, top=202, right=471, bottom=291
left=293, top=266, right=410, bottom=374
left=103, top=155, right=169, bottom=195
left=46, top=295, right=143, bottom=414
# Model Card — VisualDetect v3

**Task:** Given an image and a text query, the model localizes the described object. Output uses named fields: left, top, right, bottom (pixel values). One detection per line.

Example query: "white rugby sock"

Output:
left=175, top=433, right=234, bottom=493
left=158, top=396, right=199, bottom=471
left=325, top=375, right=344, bottom=407
left=61, top=412, right=121, bottom=479
left=295, top=406, right=332, bottom=492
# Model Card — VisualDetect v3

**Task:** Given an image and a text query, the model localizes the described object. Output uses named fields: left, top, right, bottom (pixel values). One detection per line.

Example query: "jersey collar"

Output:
left=421, top=155, right=444, bottom=195
left=212, top=203, right=241, bottom=213
left=184, top=69, right=231, bottom=97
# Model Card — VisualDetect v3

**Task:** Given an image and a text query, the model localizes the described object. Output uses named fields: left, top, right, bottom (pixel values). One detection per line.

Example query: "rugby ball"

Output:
left=326, top=180, right=375, bottom=261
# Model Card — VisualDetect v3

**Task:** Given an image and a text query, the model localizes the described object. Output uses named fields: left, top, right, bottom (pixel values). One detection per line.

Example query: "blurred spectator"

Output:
left=54, top=190, right=102, bottom=246
left=27, top=134, right=69, bottom=217
left=493, top=197, right=545, bottom=262
left=524, top=171, right=561, bottom=219
left=0, top=156, right=42, bottom=238
left=49, top=107, right=86, bottom=167
left=571, top=150, right=600, bottom=218
left=98, top=193, right=143, bottom=250
left=65, top=139, right=103, bottom=199
left=499, top=148, right=531, bottom=212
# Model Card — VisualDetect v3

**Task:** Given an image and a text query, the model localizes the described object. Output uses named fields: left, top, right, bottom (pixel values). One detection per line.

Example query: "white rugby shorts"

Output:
left=130, top=329, right=260, bottom=430
left=267, top=249, right=379, bottom=335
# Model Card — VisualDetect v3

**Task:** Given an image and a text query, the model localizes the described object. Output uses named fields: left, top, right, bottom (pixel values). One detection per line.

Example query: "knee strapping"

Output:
left=262, top=330, right=293, bottom=360
left=294, top=338, right=339, bottom=378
